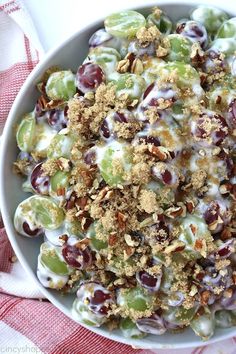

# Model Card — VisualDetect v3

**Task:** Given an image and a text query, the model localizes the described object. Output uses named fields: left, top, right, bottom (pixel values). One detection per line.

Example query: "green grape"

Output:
left=157, top=62, right=202, bottom=97
left=163, top=305, right=198, bottom=326
left=46, top=70, right=76, bottom=101
left=216, top=18, right=236, bottom=39
left=145, top=181, right=175, bottom=207
left=105, top=10, right=146, bottom=38
left=215, top=310, right=236, bottom=328
left=40, top=242, right=69, bottom=275
left=208, top=86, right=235, bottom=112
left=98, top=142, right=132, bottom=187
left=50, top=171, right=70, bottom=193
left=65, top=219, right=83, bottom=237
left=47, top=134, right=75, bottom=159
left=147, top=11, right=172, bottom=34
left=30, top=195, right=64, bottom=229
left=142, top=57, right=165, bottom=86
left=191, top=6, right=228, bottom=35
left=16, top=113, right=36, bottom=152
left=178, top=214, right=212, bottom=259
left=118, top=287, right=154, bottom=312
left=72, top=299, right=105, bottom=327
left=166, top=35, right=192, bottom=63
left=190, top=307, right=215, bottom=340
left=107, top=255, right=137, bottom=276
left=86, top=47, right=120, bottom=77
left=111, top=73, right=145, bottom=100
left=160, top=266, right=174, bottom=292
left=86, top=222, right=108, bottom=251
left=209, top=38, right=236, bottom=57
left=120, top=318, right=145, bottom=338
left=34, top=123, right=57, bottom=158
left=171, top=100, right=190, bottom=122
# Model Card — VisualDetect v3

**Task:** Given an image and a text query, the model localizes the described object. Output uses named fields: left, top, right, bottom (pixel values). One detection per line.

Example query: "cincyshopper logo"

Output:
left=0, top=346, right=42, bottom=353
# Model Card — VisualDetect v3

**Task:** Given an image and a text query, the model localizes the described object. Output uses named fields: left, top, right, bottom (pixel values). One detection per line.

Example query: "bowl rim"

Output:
left=1, top=0, right=236, bottom=349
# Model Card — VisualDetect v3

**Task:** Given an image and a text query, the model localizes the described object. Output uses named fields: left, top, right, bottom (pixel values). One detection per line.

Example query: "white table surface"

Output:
left=22, top=0, right=200, bottom=52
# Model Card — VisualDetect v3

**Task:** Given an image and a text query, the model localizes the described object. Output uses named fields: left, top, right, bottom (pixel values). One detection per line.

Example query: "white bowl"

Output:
left=1, top=1, right=236, bottom=349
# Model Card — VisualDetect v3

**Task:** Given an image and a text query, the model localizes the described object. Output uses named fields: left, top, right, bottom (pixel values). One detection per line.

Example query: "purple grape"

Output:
left=30, top=162, right=50, bottom=195
left=219, top=288, right=236, bottom=310
left=89, top=29, right=113, bottom=47
left=62, top=242, right=93, bottom=269
left=84, top=147, right=97, bottom=166
left=100, top=119, right=111, bottom=139
left=47, top=108, right=67, bottom=131
left=128, top=40, right=156, bottom=56
left=16, top=151, right=35, bottom=175
left=192, top=112, right=228, bottom=146
left=77, top=282, right=114, bottom=315
left=202, top=50, right=226, bottom=74
left=76, top=62, right=105, bottom=94
left=136, top=312, right=166, bottom=335
left=176, top=20, right=208, bottom=49
left=136, top=270, right=162, bottom=292
left=22, top=221, right=42, bottom=237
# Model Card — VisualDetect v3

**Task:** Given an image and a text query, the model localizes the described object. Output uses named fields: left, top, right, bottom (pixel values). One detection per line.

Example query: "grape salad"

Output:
left=13, top=5, right=236, bottom=340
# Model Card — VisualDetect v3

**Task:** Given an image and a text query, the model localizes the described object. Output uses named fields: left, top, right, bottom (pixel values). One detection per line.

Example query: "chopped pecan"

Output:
left=117, top=59, right=130, bottom=73
left=77, top=197, right=88, bottom=210
left=46, top=99, right=64, bottom=110
left=57, top=187, right=65, bottom=196
left=208, top=216, right=223, bottom=231
left=190, top=43, right=205, bottom=65
left=124, top=246, right=135, bottom=260
left=59, top=234, right=69, bottom=243
left=165, top=205, right=185, bottom=218
left=148, top=145, right=171, bottom=161
left=219, top=183, right=232, bottom=195
left=220, top=228, right=232, bottom=241
left=80, top=169, right=93, bottom=187
left=108, top=233, right=118, bottom=246
left=186, top=200, right=195, bottom=213
left=116, top=211, right=127, bottom=231
left=190, top=224, right=197, bottom=235
left=232, top=272, right=236, bottom=285
left=81, top=216, right=93, bottom=231
left=164, top=241, right=185, bottom=254
left=200, top=290, right=211, bottom=305
left=37, top=95, right=49, bottom=111
left=194, top=239, right=207, bottom=257
left=75, top=238, right=90, bottom=250
left=224, top=288, right=233, bottom=299
left=131, top=58, right=144, bottom=75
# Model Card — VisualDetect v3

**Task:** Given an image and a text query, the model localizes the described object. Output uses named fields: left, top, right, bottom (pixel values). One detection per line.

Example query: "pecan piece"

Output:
left=220, top=228, right=232, bottom=241
left=117, top=59, right=130, bottom=73
left=108, top=233, right=118, bottom=247
left=200, top=290, right=211, bottom=305
left=165, top=206, right=185, bottom=218
left=186, top=200, right=195, bottom=213
left=116, top=211, right=127, bottom=231
left=164, top=241, right=185, bottom=254
left=131, top=58, right=144, bottom=75
left=57, top=187, right=65, bottom=196
left=148, top=146, right=171, bottom=161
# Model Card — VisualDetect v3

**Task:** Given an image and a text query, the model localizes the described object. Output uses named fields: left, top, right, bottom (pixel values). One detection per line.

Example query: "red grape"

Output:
left=62, top=242, right=93, bottom=269
left=76, top=62, right=105, bottom=94
left=30, top=162, right=50, bottom=195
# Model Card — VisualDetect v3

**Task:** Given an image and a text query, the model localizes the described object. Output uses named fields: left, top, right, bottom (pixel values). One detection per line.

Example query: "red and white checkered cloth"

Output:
left=0, top=1, right=236, bottom=353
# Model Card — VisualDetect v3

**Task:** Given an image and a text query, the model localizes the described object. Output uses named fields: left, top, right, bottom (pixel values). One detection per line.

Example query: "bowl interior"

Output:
left=1, top=1, right=236, bottom=349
